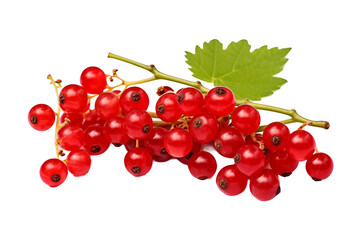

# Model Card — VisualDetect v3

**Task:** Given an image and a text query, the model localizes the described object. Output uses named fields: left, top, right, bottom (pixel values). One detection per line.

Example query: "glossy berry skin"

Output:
left=119, top=87, right=149, bottom=114
left=306, top=153, right=333, bottom=181
left=188, top=151, right=217, bottom=180
left=263, top=122, right=290, bottom=151
left=103, top=116, right=130, bottom=145
left=66, top=150, right=91, bottom=177
left=124, top=147, right=153, bottom=177
left=28, top=104, right=55, bottom=131
left=164, top=128, right=193, bottom=158
left=144, top=128, right=172, bottom=163
left=83, top=125, right=110, bottom=155
left=213, top=127, right=245, bottom=158
left=40, top=158, right=68, bottom=187
left=286, top=130, right=316, bottom=161
left=95, top=92, right=120, bottom=120
left=177, top=87, right=204, bottom=116
left=80, top=66, right=107, bottom=94
left=81, top=109, right=106, bottom=131
left=57, top=125, right=84, bottom=151
left=204, top=87, right=236, bottom=117
left=59, top=84, right=88, bottom=113
left=125, top=110, right=153, bottom=139
left=232, top=104, right=261, bottom=135
left=60, top=112, right=83, bottom=128
left=270, top=150, right=298, bottom=177
left=250, top=169, right=280, bottom=201
left=216, top=165, right=248, bottom=196
left=189, top=113, right=220, bottom=143
left=234, top=144, right=266, bottom=177
left=177, top=140, right=202, bottom=165
left=156, top=92, right=182, bottom=122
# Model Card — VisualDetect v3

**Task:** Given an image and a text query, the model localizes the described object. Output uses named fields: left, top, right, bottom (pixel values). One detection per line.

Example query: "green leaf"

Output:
left=185, top=39, right=291, bottom=101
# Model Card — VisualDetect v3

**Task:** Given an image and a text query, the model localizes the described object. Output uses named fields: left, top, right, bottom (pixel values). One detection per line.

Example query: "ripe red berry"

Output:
left=216, top=165, right=248, bottom=196
left=164, top=128, right=193, bottom=158
left=83, top=125, right=110, bottom=155
left=58, top=84, right=88, bottom=113
left=144, top=127, right=172, bottom=163
left=40, top=158, right=68, bottom=187
left=189, top=113, right=220, bottom=143
left=188, top=151, right=217, bottom=180
left=263, top=122, right=290, bottom=151
left=286, top=130, right=316, bottom=161
left=234, top=144, right=266, bottom=177
left=177, top=140, right=202, bottom=165
left=213, top=126, right=245, bottom=158
left=103, top=116, right=130, bottom=145
left=57, top=125, right=84, bottom=151
left=125, top=110, right=153, bottom=139
left=119, top=87, right=149, bottom=114
left=124, top=138, right=145, bottom=151
left=232, top=104, right=261, bottom=135
left=28, top=104, right=55, bottom=131
left=95, top=92, right=120, bottom=120
left=250, top=169, right=280, bottom=201
left=81, top=109, right=106, bottom=131
left=204, top=87, right=236, bottom=117
left=177, top=87, right=204, bottom=116
left=306, top=153, right=333, bottom=181
left=66, top=150, right=91, bottom=177
left=124, top=147, right=153, bottom=177
left=156, top=92, right=182, bottom=122
left=269, top=150, right=299, bottom=177
left=60, top=112, right=83, bottom=128
left=80, top=66, right=107, bottom=94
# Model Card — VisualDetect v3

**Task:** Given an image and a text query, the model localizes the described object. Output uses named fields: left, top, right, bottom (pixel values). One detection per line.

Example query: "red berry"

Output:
left=103, top=116, right=130, bottom=145
left=204, top=87, right=236, bottom=117
left=28, top=104, right=55, bottom=131
left=95, top=92, right=120, bottom=120
left=66, top=150, right=91, bottom=177
left=124, top=138, right=145, bottom=151
left=80, top=66, right=107, bottom=94
left=125, top=110, right=153, bottom=139
left=263, top=122, right=290, bottom=151
left=124, top=147, right=153, bottom=177
left=232, top=104, right=261, bottom=135
left=213, top=126, right=245, bottom=158
left=234, top=144, right=266, bottom=177
left=83, top=125, right=110, bottom=155
left=119, top=87, right=149, bottom=114
left=216, top=165, right=248, bottom=196
left=144, top=127, right=172, bottom=163
left=59, top=84, right=88, bottom=113
left=60, top=112, right=83, bottom=128
left=81, top=109, right=106, bottom=131
left=189, top=113, right=220, bottom=143
left=286, top=130, right=316, bottom=161
left=177, top=140, right=202, bottom=165
left=156, top=92, right=182, bottom=122
left=250, top=169, right=280, bottom=201
left=306, top=153, right=333, bottom=181
left=164, top=128, right=193, bottom=158
left=269, top=150, right=298, bottom=177
left=40, top=158, right=68, bottom=187
left=57, top=125, right=84, bottom=151
left=177, top=87, right=204, bottom=116
left=156, top=86, right=174, bottom=96
left=188, top=151, right=217, bottom=180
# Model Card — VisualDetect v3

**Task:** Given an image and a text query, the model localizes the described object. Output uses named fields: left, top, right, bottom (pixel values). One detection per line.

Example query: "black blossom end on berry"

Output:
left=218, top=178, right=228, bottom=190
left=215, top=87, right=226, bottom=96
left=91, top=145, right=101, bottom=153
left=131, top=92, right=141, bottom=102
left=142, top=124, right=150, bottom=134
left=271, top=135, right=281, bottom=146
left=51, top=174, right=61, bottom=183
left=132, top=166, right=141, bottom=174
left=59, top=93, right=65, bottom=104
left=214, top=140, right=222, bottom=151
left=234, top=153, right=240, bottom=163
left=157, top=104, right=165, bottom=114
left=198, top=176, right=208, bottom=180
left=157, top=86, right=165, bottom=96
left=112, top=143, right=122, bottom=147
left=177, top=92, right=184, bottom=103
left=193, top=118, right=203, bottom=129
left=312, top=177, right=322, bottom=182
left=160, top=148, right=167, bottom=155
left=280, top=172, right=292, bottom=177
left=30, top=115, right=38, bottom=124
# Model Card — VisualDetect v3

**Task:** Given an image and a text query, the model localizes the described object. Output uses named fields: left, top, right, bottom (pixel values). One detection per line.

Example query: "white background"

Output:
left=0, top=0, right=358, bottom=239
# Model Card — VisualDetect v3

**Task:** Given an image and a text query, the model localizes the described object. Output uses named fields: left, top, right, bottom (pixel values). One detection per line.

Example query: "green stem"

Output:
left=108, top=52, right=329, bottom=131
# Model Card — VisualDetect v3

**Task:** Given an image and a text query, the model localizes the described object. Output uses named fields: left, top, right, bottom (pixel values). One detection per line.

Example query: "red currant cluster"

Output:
left=28, top=66, right=333, bottom=201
